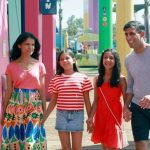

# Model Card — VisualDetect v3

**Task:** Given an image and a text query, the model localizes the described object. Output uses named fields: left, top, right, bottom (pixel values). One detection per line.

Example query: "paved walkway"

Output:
left=44, top=71, right=149, bottom=150
left=45, top=109, right=135, bottom=150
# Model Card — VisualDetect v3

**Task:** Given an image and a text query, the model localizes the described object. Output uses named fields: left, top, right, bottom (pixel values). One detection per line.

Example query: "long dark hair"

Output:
left=97, top=49, right=121, bottom=87
left=10, top=32, right=40, bottom=61
left=56, top=50, right=79, bottom=75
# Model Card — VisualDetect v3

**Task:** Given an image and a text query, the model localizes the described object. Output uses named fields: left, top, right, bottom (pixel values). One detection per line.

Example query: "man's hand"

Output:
left=139, top=95, right=150, bottom=109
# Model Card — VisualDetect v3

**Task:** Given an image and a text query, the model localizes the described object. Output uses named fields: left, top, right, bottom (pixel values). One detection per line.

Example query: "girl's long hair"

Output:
left=97, top=49, right=121, bottom=87
left=10, top=32, right=40, bottom=61
left=56, top=50, right=79, bottom=75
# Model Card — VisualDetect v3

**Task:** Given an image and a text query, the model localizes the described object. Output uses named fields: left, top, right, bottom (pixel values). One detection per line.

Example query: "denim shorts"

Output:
left=55, top=110, right=84, bottom=132
left=130, top=102, right=150, bottom=141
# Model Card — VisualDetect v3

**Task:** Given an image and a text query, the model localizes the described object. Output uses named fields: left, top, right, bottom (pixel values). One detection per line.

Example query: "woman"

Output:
left=1, top=32, right=47, bottom=150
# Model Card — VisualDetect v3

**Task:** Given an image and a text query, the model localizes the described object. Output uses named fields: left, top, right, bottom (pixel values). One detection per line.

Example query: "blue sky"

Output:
left=56, top=0, right=145, bottom=28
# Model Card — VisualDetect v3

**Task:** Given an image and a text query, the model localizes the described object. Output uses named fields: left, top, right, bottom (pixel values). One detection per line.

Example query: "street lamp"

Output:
left=58, top=0, right=63, bottom=51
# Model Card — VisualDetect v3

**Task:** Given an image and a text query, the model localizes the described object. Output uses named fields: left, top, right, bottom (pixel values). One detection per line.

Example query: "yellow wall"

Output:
left=116, top=0, right=134, bottom=75
left=83, top=0, right=89, bottom=30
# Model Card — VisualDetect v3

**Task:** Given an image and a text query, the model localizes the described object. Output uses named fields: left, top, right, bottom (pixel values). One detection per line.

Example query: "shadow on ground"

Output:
left=56, top=141, right=135, bottom=150
left=82, top=141, right=135, bottom=150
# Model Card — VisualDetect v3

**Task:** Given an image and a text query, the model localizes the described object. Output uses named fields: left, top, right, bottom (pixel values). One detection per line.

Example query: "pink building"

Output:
left=0, top=0, right=9, bottom=131
left=0, top=0, right=56, bottom=139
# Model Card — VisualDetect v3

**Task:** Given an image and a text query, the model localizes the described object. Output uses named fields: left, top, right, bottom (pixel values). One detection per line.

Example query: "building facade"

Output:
left=0, top=0, right=56, bottom=138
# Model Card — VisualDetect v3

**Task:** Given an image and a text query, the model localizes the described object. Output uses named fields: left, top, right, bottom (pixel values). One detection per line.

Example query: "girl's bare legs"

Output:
left=58, top=131, right=71, bottom=150
left=102, top=144, right=120, bottom=150
left=102, top=144, right=109, bottom=150
left=71, top=132, right=83, bottom=150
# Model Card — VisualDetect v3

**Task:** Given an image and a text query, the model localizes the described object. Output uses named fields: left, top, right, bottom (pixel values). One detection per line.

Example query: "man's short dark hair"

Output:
left=123, top=21, right=145, bottom=33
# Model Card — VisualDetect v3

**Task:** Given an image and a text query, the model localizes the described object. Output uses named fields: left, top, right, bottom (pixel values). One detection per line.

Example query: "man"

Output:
left=123, top=20, right=150, bottom=150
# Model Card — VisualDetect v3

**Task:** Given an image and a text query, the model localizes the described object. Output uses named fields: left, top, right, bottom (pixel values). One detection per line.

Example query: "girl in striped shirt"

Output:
left=42, top=50, right=93, bottom=150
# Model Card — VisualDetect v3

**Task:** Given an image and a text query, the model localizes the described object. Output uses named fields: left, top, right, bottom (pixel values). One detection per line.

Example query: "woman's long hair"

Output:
left=10, top=32, right=40, bottom=61
left=97, top=49, right=121, bottom=87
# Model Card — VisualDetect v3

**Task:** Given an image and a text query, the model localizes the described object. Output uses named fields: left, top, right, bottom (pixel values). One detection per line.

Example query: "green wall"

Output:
left=8, top=0, right=21, bottom=50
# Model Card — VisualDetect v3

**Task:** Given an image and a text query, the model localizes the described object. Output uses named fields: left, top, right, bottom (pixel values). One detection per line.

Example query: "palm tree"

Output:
left=135, top=0, right=150, bottom=43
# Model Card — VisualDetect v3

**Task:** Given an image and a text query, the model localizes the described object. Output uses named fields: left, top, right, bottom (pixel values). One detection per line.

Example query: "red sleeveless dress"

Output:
left=91, top=83, right=124, bottom=149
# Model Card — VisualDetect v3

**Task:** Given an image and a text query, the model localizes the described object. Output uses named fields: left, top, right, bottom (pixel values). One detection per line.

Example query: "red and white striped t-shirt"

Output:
left=48, top=72, right=93, bottom=110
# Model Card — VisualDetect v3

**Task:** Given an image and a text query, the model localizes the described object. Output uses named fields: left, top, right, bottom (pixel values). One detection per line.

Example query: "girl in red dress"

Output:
left=87, top=49, right=127, bottom=150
